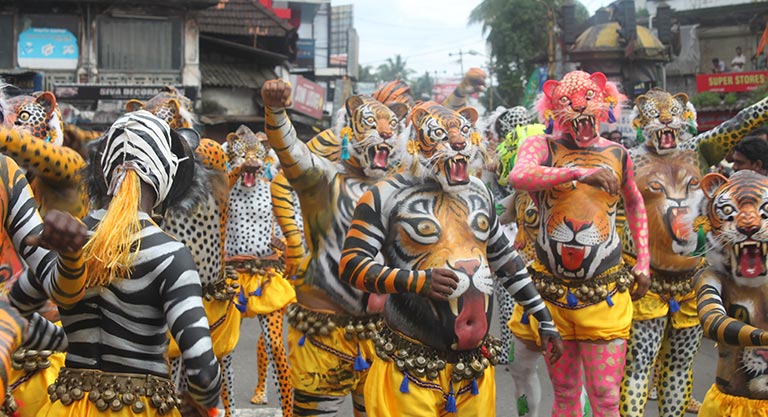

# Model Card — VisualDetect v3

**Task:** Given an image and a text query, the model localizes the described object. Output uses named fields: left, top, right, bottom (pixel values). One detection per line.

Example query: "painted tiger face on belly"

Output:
left=387, top=185, right=494, bottom=350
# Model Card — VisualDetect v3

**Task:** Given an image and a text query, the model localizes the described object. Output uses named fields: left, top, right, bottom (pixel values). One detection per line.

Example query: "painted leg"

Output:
left=221, top=353, right=237, bottom=417
left=657, top=324, right=703, bottom=417
left=351, top=374, right=367, bottom=417
left=496, top=281, right=515, bottom=365
left=620, top=317, right=666, bottom=417
left=259, top=309, right=294, bottom=417
left=509, top=337, right=542, bottom=417
left=294, top=390, right=345, bottom=417
left=546, top=339, right=584, bottom=417
left=251, top=332, right=269, bottom=405
left=581, top=339, right=627, bottom=417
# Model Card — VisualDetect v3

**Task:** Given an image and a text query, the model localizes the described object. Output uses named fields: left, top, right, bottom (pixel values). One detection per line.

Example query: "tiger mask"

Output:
left=226, top=125, right=267, bottom=188
left=538, top=71, right=624, bottom=148
left=341, top=95, right=408, bottom=178
left=404, top=101, right=484, bottom=192
left=125, top=86, right=195, bottom=129
left=632, top=89, right=697, bottom=155
left=700, top=170, right=768, bottom=287
left=4, top=91, right=64, bottom=146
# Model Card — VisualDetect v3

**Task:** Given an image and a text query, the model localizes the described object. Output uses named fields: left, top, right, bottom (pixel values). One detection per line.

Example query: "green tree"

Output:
left=377, top=55, right=415, bottom=82
left=358, top=64, right=378, bottom=83
left=470, top=0, right=588, bottom=105
left=410, top=72, right=434, bottom=101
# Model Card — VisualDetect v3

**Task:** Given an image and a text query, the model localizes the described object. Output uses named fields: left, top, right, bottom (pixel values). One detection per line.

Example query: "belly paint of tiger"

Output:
left=384, top=186, right=495, bottom=352
left=535, top=139, right=626, bottom=280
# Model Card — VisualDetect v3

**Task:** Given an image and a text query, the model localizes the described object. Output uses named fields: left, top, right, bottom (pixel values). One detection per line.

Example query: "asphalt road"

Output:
left=223, top=311, right=719, bottom=417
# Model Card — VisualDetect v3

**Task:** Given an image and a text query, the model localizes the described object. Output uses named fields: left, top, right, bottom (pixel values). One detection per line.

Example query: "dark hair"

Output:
left=733, top=136, right=768, bottom=167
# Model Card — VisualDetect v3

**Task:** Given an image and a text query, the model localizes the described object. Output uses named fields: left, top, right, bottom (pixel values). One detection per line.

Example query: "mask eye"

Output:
left=585, top=90, right=595, bottom=99
left=461, top=125, right=470, bottom=135
left=389, top=119, right=398, bottom=128
left=365, top=116, right=375, bottom=126
left=559, top=96, right=569, bottom=105
left=761, top=202, right=768, bottom=219
left=670, top=105, right=681, bottom=115
left=473, top=213, right=489, bottom=232
left=433, top=128, right=446, bottom=140
left=417, top=219, right=439, bottom=236
left=17, top=111, right=30, bottom=123
left=648, top=181, right=664, bottom=193
left=717, top=204, right=736, bottom=220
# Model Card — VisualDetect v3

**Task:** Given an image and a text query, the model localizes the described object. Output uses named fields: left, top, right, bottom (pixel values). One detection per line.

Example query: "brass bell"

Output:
left=55, top=385, right=68, bottom=396
left=556, top=288, right=566, bottom=298
left=395, top=349, right=408, bottom=359
left=49, top=393, right=59, bottom=403
left=436, top=360, right=446, bottom=370
left=454, top=362, right=466, bottom=373
left=60, top=393, right=73, bottom=406
left=427, top=371, right=439, bottom=380
left=470, top=359, right=483, bottom=372
left=132, top=400, right=146, bottom=413
left=413, top=367, right=426, bottom=377
left=88, top=390, right=101, bottom=402
left=307, top=315, right=317, bottom=324
left=451, top=373, right=463, bottom=383
left=12, top=351, right=25, bottom=362
left=327, top=320, right=336, bottom=329
left=344, top=333, right=354, bottom=341
left=23, top=361, right=37, bottom=372
left=151, top=393, right=163, bottom=408
left=71, top=387, right=84, bottom=400
left=366, top=322, right=377, bottom=331
left=122, top=392, right=135, bottom=405
left=48, top=385, right=56, bottom=395
left=24, top=350, right=38, bottom=359
left=415, top=356, right=427, bottom=367
left=319, top=326, right=330, bottom=336
left=383, top=343, right=394, bottom=354
left=95, top=398, right=109, bottom=411
left=159, top=402, right=170, bottom=415
left=405, top=358, right=416, bottom=370
left=11, top=362, right=22, bottom=370
left=102, top=389, right=116, bottom=402
left=345, top=324, right=355, bottom=334
left=38, top=359, right=51, bottom=369
left=395, top=360, right=406, bottom=370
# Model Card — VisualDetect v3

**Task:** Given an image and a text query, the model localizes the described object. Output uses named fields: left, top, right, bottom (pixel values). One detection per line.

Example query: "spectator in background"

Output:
left=731, top=136, right=768, bottom=175
left=712, top=58, right=727, bottom=73
left=608, top=130, right=623, bottom=144
left=731, top=46, right=746, bottom=72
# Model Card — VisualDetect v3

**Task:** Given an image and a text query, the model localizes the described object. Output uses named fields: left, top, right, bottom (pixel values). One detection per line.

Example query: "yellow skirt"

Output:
left=237, top=269, right=296, bottom=318
left=632, top=288, right=699, bottom=329
left=10, top=352, right=65, bottom=417
left=168, top=297, right=241, bottom=359
left=700, top=384, right=768, bottom=417
left=36, top=397, right=181, bottom=417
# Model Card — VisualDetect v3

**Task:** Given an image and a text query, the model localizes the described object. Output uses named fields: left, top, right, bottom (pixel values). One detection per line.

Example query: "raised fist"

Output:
left=261, top=79, right=293, bottom=108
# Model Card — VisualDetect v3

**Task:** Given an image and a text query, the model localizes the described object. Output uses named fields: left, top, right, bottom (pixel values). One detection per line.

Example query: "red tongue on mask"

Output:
left=562, top=245, right=586, bottom=271
left=242, top=172, right=255, bottom=187
left=576, top=119, right=595, bottom=141
left=738, top=245, right=764, bottom=278
left=373, top=149, right=389, bottom=168
left=454, top=288, right=488, bottom=350
left=449, top=160, right=468, bottom=183
left=669, top=207, right=691, bottom=241
left=660, top=131, right=676, bottom=149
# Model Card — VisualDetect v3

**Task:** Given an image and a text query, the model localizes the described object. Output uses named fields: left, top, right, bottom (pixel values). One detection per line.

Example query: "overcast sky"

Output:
left=347, top=0, right=605, bottom=81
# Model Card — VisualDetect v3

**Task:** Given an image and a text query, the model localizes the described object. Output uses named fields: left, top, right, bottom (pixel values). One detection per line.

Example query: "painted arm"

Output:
left=0, top=299, right=27, bottom=397
left=22, top=312, right=67, bottom=352
left=508, top=135, right=598, bottom=191
left=695, top=268, right=768, bottom=346
left=264, top=106, right=334, bottom=184
left=162, top=247, right=222, bottom=408
left=4, top=158, right=86, bottom=310
left=340, top=186, right=430, bottom=295
left=271, top=172, right=305, bottom=277
left=0, top=128, right=85, bottom=185
left=441, top=68, right=487, bottom=111
left=696, top=95, right=768, bottom=165
left=621, top=156, right=650, bottom=276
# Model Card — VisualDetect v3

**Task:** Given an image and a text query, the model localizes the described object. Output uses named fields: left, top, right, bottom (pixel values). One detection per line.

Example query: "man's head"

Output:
left=712, top=58, right=720, bottom=65
left=736, top=46, right=743, bottom=55
left=608, top=130, right=623, bottom=143
left=732, top=136, right=768, bottom=175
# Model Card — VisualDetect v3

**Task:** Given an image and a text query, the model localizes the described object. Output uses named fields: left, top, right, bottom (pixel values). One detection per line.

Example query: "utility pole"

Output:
left=449, top=49, right=480, bottom=75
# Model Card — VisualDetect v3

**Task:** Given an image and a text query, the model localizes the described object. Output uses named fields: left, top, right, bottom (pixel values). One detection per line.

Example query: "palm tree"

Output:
left=358, top=64, right=378, bottom=83
left=410, top=72, right=434, bottom=101
left=377, top=55, right=415, bottom=82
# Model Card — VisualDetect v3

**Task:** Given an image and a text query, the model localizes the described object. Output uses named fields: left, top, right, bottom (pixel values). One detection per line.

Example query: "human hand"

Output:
left=540, top=330, right=563, bottom=363
left=579, top=168, right=619, bottom=196
left=24, top=210, right=88, bottom=253
left=261, top=79, right=293, bottom=108
left=630, top=269, right=650, bottom=301
left=425, top=268, right=459, bottom=301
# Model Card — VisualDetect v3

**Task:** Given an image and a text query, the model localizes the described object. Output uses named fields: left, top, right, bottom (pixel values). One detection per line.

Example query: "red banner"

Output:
left=696, top=71, right=768, bottom=93
left=291, top=76, right=325, bottom=119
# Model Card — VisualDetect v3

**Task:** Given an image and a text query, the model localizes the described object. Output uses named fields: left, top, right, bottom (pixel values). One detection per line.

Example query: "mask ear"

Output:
left=409, top=106, right=428, bottom=129
left=345, top=96, right=366, bottom=118
left=634, top=94, right=649, bottom=111
left=542, top=80, right=559, bottom=100
left=700, top=173, right=729, bottom=199
left=673, top=93, right=689, bottom=107
left=125, top=99, right=145, bottom=113
left=387, top=102, right=409, bottom=122
left=34, top=92, right=57, bottom=119
left=589, top=72, right=607, bottom=90
left=175, top=128, right=200, bottom=151
left=457, top=106, right=479, bottom=125
left=236, top=124, right=255, bottom=138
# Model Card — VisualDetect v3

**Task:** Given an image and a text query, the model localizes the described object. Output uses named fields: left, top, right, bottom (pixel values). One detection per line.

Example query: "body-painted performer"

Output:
left=13, top=111, right=222, bottom=417
left=620, top=90, right=768, bottom=417
left=126, top=88, right=243, bottom=417
left=693, top=170, right=768, bottom=417
left=509, top=70, right=651, bottom=417
left=262, top=79, right=408, bottom=416
left=338, top=100, right=561, bottom=416
left=224, top=125, right=295, bottom=415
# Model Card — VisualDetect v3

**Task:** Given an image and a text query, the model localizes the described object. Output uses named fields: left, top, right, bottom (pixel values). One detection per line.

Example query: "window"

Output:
left=0, top=15, right=13, bottom=68
left=98, top=17, right=181, bottom=71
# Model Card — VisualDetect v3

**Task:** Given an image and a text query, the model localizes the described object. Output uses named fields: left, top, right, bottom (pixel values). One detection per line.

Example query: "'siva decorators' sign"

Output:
left=17, top=28, right=79, bottom=70
left=696, top=71, right=768, bottom=93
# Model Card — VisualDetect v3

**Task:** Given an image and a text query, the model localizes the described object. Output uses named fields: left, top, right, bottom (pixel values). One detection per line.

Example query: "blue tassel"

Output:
left=606, top=292, right=614, bottom=307
left=566, top=289, right=578, bottom=307
left=399, top=371, right=410, bottom=393
left=520, top=312, right=530, bottom=325
left=544, top=116, right=554, bottom=134
left=235, top=289, right=247, bottom=312
left=608, top=103, right=617, bottom=123
left=265, top=162, right=274, bottom=180
left=298, top=333, right=306, bottom=347
left=669, top=297, right=680, bottom=313
left=234, top=301, right=246, bottom=313
left=341, top=133, right=351, bottom=160
left=353, top=345, right=370, bottom=371
left=445, top=382, right=457, bottom=413
left=251, top=285, right=263, bottom=297
left=471, top=378, right=479, bottom=395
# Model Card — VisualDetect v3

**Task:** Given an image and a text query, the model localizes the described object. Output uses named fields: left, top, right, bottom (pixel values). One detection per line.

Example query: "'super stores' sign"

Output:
left=696, top=71, right=768, bottom=93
